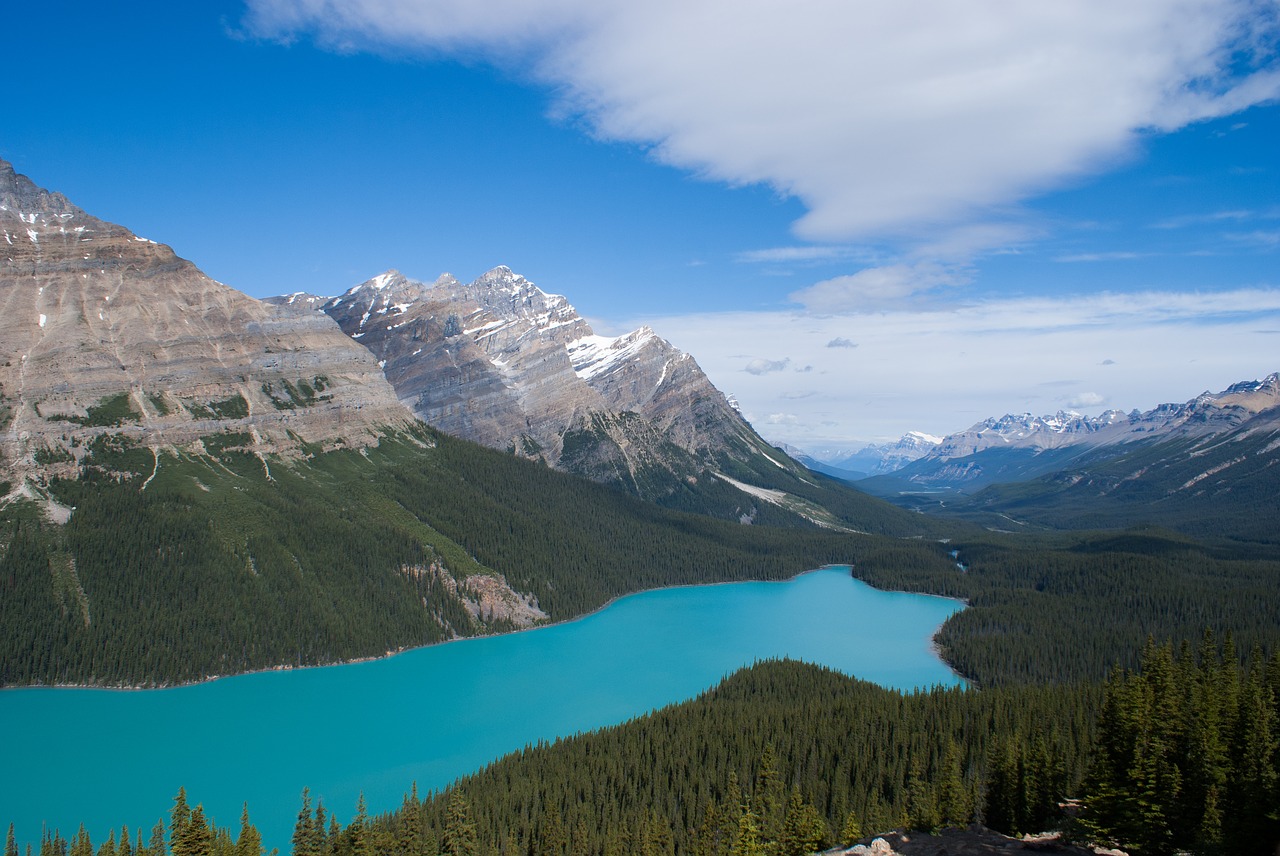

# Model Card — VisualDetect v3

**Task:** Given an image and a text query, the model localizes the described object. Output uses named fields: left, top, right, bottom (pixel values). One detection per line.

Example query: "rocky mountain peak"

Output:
left=0, top=157, right=85, bottom=224
left=452, top=265, right=577, bottom=329
left=0, top=158, right=413, bottom=500
left=314, top=266, right=781, bottom=499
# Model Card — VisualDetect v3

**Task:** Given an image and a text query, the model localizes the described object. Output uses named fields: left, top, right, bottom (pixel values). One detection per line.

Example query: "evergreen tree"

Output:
left=838, top=810, right=861, bottom=846
left=70, top=827, right=92, bottom=856
left=7, top=825, right=19, bottom=856
left=442, top=792, right=476, bottom=856
left=148, top=823, right=166, bottom=856
left=347, top=795, right=369, bottom=856
left=538, top=801, right=567, bottom=856
left=729, top=807, right=763, bottom=856
left=777, top=786, right=826, bottom=856
left=936, top=740, right=970, bottom=828
left=169, top=790, right=191, bottom=856
left=233, top=805, right=261, bottom=856
left=292, top=790, right=318, bottom=856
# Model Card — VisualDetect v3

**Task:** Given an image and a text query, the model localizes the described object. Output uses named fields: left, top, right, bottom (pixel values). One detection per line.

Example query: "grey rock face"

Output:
left=319, top=267, right=775, bottom=492
left=0, top=157, right=413, bottom=488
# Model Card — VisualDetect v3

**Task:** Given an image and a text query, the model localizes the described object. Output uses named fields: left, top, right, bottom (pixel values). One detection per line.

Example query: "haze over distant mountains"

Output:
left=799, top=373, right=1280, bottom=541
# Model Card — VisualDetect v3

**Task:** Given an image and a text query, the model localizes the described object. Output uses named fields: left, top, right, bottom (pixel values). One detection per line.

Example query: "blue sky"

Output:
left=6, top=1, right=1279, bottom=453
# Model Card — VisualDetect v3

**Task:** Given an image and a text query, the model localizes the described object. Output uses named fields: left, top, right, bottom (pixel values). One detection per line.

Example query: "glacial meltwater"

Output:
left=0, top=567, right=963, bottom=851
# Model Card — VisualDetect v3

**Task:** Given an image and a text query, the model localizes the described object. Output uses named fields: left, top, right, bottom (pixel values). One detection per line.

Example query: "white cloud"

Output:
left=735, top=246, right=867, bottom=265
left=246, top=0, right=1280, bottom=248
left=744, top=357, right=790, bottom=375
left=827, top=337, right=858, bottom=349
left=1066, top=392, right=1107, bottom=408
left=790, top=263, right=968, bottom=312
left=1055, top=251, right=1151, bottom=263
left=631, top=287, right=1280, bottom=448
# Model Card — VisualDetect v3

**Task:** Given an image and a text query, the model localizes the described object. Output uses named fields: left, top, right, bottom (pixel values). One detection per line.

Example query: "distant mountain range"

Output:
left=840, top=374, right=1280, bottom=541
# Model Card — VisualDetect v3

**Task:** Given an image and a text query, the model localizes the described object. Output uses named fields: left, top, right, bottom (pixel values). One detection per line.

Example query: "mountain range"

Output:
left=0, top=155, right=926, bottom=686
left=273, top=266, right=805, bottom=510
left=846, top=374, right=1280, bottom=541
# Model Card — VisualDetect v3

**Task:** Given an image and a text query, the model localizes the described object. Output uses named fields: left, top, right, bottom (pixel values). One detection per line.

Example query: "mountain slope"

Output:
left=859, top=373, right=1280, bottom=496
left=959, top=405, right=1280, bottom=542
left=308, top=268, right=884, bottom=524
left=858, top=374, right=1280, bottom=542
left=0, top=157, right=412, bottom=510
left=0, top=157, right=943, bottom=686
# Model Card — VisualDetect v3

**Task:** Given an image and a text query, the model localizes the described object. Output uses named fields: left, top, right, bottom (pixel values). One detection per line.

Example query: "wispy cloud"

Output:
left=629, top=287, right=1280, bottom=447
left=735, top=246, right=867, bottom=264
left=1054, top=251, right=1152, bottom=263
left=1152, top=209, right=1255, bottom=229
left=1065, top=391, right=1107, bottom=408
left=744, top=357, right=790, bottom=375
left=827, top=337, right=858, bottom=349
left=1225, top=229, right=1280, bottom=248
left=245, top=0, right=1280, bottom=251
left=790, top=263, right=969, bottom=312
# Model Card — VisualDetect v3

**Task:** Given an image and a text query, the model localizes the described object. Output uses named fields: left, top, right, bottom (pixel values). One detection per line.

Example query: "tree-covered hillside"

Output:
left=0, top=424, right=936, bottom=687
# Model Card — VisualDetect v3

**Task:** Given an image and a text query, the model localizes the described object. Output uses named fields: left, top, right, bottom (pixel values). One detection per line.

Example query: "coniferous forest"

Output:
left=4, top=426, right=1280, bottom=856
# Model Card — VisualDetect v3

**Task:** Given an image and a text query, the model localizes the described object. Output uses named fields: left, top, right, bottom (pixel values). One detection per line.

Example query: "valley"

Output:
left=2, top=154, right=1278, bottom=856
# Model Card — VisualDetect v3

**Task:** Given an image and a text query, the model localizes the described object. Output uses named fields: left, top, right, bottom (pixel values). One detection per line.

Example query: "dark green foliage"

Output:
left=850, top=529, right=1280, bottom=686
left=9, top=792, right=256, bottom=856
left=65, top=393, right=139, bottom=428
left=260, top=379, right=331, bottom=411
left=357, top=660, right=1096, bottom=856
left=1078, top=639, right=1280, bottom=856
left=1, top=425, right=884, bottom=686
left=5, top=422, right=1280, bottom=690
left=913, top=427, right=1280, bottom=545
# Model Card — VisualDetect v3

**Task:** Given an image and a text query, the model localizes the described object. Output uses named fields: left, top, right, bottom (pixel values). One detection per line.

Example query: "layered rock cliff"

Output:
left=315, top=267, right=793, bottom=496
left=0, top=157, right=413, bottom=494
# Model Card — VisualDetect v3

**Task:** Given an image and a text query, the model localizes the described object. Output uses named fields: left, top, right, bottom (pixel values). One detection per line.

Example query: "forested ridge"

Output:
left=5, top=422, right=1280, bottom=856
left=14, top=644, right=1277, bottom=856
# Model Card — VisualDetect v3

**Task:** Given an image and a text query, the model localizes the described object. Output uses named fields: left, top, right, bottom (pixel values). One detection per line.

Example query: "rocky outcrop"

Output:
left=316, top=267, right=789, bottom=495
left=830, top=828, right=1126, bottom=856
left=0, top=157, right=413, bottom=492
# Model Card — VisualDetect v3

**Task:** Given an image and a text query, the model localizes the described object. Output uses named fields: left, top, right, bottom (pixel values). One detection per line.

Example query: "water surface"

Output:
left=0, top=567, right=962, bottom=851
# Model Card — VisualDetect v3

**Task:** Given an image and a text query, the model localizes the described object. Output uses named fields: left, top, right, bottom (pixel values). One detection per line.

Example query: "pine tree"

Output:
left=292, top=790, right=317, bottom=856
left=148, top=823, right=166, bottom=856
left=170, top=790, right=191, bottom=856
left=729, top=806, right=763, bottom=856
left=7, top=824, right=19, bottom=856
left=442, top=792, right=477, bottom=856
left=1224, top=666, right=1280, bottom=854
left=174, top=806, right=211, bottom=856
left=777, top=786, right=826, bottom=856
left=347, top=795, right=369, bottom=856
left=538, top=802, right=566, bottom=856
left=233, top=805, right=261, bottom=856
left=936, top=740, right=970, bottom=828
left=838, top=810, right=861, bottom=846
left=70, top=827, right=92, bottom=856
left=752, top=746, right=785, bottom=842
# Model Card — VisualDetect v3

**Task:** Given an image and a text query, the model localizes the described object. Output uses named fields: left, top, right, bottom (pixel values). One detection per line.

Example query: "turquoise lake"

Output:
left=0, top=567, right=963, bottom=852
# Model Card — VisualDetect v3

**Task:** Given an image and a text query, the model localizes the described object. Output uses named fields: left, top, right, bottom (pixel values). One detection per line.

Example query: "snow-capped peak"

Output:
left=567, top=327, right=663, bottom=382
